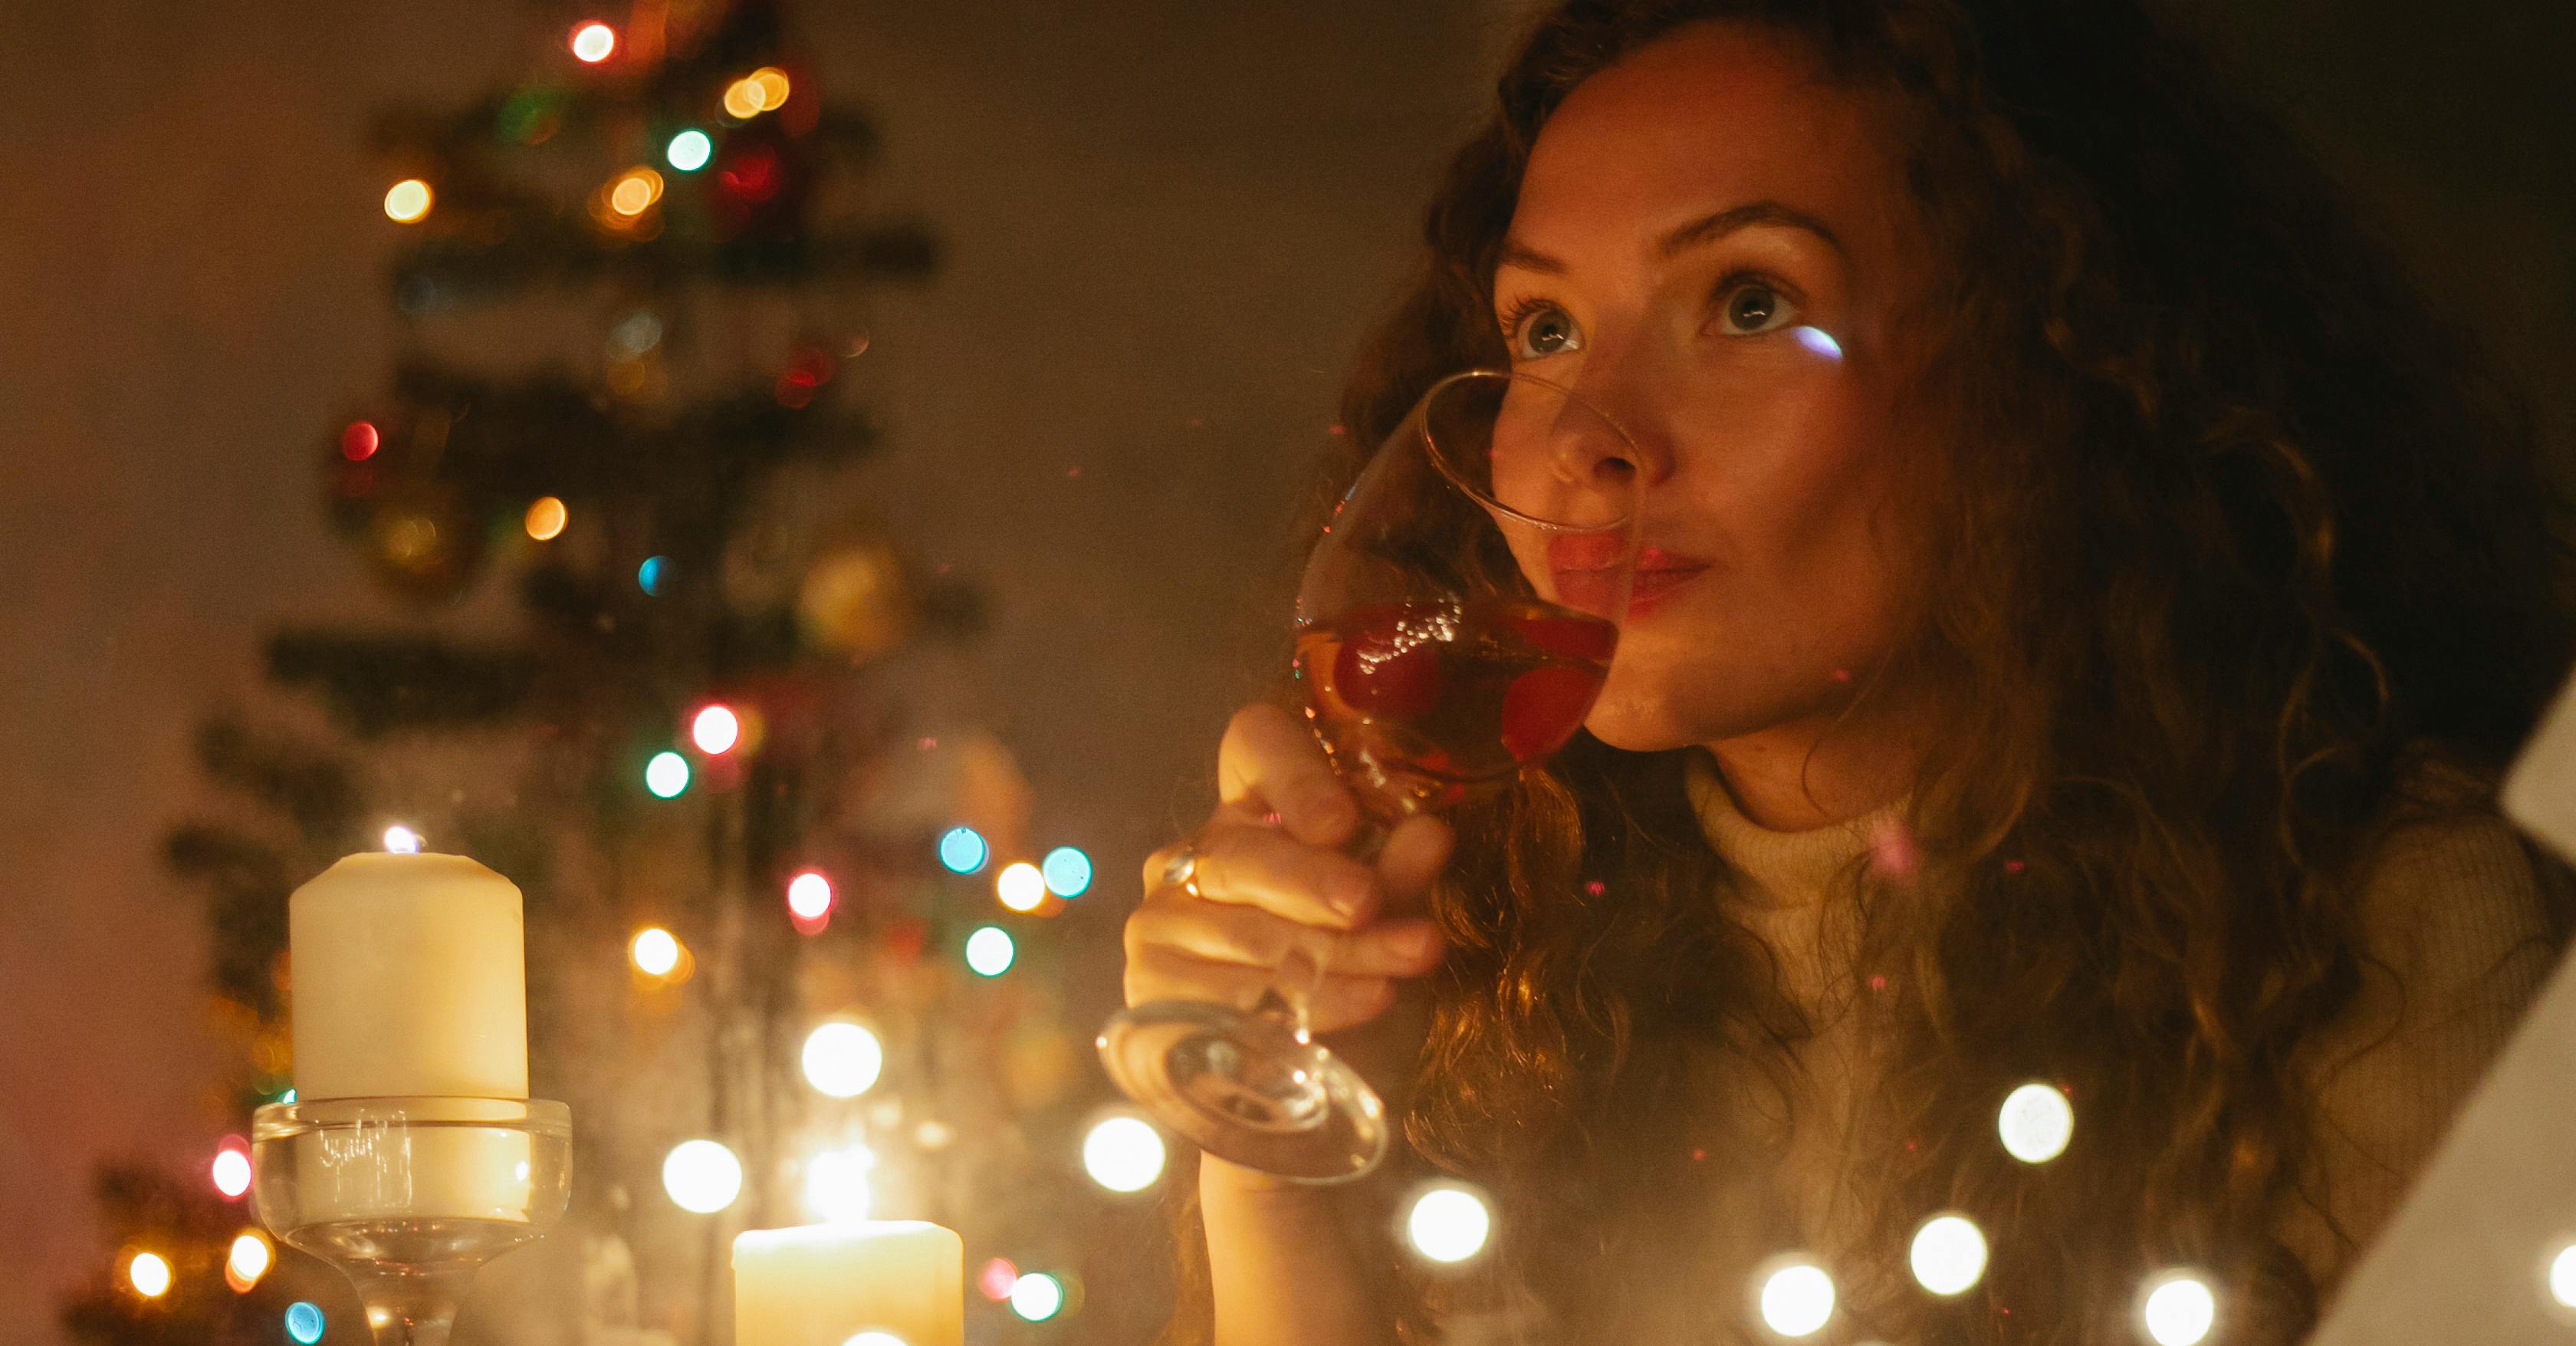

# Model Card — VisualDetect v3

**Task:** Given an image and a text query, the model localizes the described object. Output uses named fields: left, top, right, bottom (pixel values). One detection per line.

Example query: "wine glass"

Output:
left=1099, top=369, right=1644, bottom=1182
left=251, top=1096, right=572, bottom=1346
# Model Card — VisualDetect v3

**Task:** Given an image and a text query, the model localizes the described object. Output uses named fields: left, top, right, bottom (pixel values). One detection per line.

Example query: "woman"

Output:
left=1122, top=1, right=2572, bottom=1341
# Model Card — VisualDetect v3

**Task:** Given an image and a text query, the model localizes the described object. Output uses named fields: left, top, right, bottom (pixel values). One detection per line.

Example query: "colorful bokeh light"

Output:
left=996, top=861, right=1046, bottom=913
left=1041, top=846, right=1092, bottom=898
left=662, top=1138, right=744, bottom=1213
left=800, top=1021, right=884, bottom=1099
left=938, top=825, right=988, bottom=874
left=964, top=926, right=1014, bottom=977
left=691, top=704, right=741, bottom=755
left=525, top=495, right=568, bottom=541
left=646, top=750, right=691, bottom=798
left=666, top=129, right=713, bottom=172
left=787, top=870, right=834, bottom=920
left=570, top=21, right=616, bottom=62
left=285, top=1302, right=327, bottom=1344
left=383, top=179, right=433, bottom=223
left=630, top=926, right=682, bottom=977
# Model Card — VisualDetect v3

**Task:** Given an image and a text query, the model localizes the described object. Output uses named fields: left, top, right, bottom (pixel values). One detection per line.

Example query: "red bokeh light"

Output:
left=340, top=421, right=380, bottom=461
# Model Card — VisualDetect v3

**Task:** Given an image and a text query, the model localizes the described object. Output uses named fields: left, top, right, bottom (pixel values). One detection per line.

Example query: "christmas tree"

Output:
left=64, top=4, right=1175, bottom=1341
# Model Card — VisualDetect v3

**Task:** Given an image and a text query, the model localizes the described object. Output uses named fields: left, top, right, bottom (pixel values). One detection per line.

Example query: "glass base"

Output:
left=1099, top=999, right=1388, bottom=1183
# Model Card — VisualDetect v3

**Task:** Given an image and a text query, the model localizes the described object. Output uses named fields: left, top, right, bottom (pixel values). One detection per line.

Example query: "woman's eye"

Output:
left=1712, top=280, right=1800, bottom=336
left=1507, top=302, right=1583, bottom=360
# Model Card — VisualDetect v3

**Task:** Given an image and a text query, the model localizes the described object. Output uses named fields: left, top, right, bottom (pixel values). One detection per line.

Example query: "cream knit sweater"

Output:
left=1670, top=748, right=2560, bottom=1338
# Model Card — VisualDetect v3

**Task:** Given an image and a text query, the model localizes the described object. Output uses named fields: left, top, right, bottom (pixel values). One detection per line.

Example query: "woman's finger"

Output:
left=1217, top=703, right=1359, bottom=849
left=1128, top=890, right=1445, bottom=978
left=1188, top=818, right=1381, bottom=928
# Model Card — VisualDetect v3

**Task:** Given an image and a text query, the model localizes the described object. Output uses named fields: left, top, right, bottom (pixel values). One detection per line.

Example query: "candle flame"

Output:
left=383, top=825, right=423, bottom=854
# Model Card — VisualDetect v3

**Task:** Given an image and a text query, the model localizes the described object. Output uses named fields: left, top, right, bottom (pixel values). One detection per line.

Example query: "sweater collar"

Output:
left=1683, top=747, right=1910, bottom=907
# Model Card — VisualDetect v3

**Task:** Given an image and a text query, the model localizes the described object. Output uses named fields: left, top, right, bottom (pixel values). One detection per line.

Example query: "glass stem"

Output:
left=347, top=1266, right=470, bottom=1346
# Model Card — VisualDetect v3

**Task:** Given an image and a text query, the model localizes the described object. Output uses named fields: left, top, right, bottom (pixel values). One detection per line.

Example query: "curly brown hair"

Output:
left=1158, top=1, right=2574, bottom=1342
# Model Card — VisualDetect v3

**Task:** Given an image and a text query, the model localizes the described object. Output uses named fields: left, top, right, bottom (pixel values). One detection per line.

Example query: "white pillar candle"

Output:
left=290, top=851, right=527, bottom=1099
left=734, top=1223, right=964, bottom=1346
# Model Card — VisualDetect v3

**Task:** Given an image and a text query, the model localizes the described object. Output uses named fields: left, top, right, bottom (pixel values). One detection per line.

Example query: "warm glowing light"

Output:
left=630, top=926, right=682, bottom=977
left=383, top=824, right=423, bottom=854
left=1757, top=1259, right=1837, bottom=1338
left=662, top=1139, right=744, bottom=1213
left=211, top=1145, right=252, bottom=1197
left=646, top=750, right=690, bottom=798
left=843, top=1334, right=908, bottom=1346
left=340, top=420, right=380, bottom=461
left=225, top=1231, right=272, bottom=1290
left=938, top=825, right=988, bottom=874
left=787, top=870, right=835, bottom=920
left=1082, top=1114, right=1167, bottom=1193
left=525, top=495, right=568, bottom=541
left=666, top=129, right=713, bottom=172
left=750, top=67, right=791, bottom=109
left=691, top=704, right=741, bottom=755
left=1405, top=1185, right=1493, bottom=1264
left=721, top=77, right=766, bottom=120
left=2551, top=1241, right=2576, bottom=1309
left=570, top=21, right=616, bottom=62
left=1042, top=846, right=1093, bottom=898
left=608, top=166, right=665, bottom=216
left=2138, top=1270, right=2217, bottom=1346
left=126, top=1251, right=172, bottom=1298
left=383, top=179, right=433, bottom=223
left=965, top=926, right=1014, bottom=976
left=1999, top=1081, right=2075, bottom=1163
left=978, top=1257, right=1020, bottom=1302
left=996, top=861, right=1046, bottom=912
left=284, top=1302, right=327, bottom=1345
left=639, top=555, right=668, bottom=594
left=805, top=1144, right=876, bottom=1223
left=1908, top=1213, right=1988, bottom=1296
left=1008, top=1272, right=1065, bottom=1322
left=801, top=1021, right=884, bottom=1098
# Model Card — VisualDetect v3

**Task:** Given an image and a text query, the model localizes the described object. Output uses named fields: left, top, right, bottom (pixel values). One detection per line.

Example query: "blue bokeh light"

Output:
left=938, top=825, right=988, bottom=875
left=638, top=555, right=668, bottom=595
left=665, top=128, right=713, bottom=172
left=284, top=1302, right=326, bottom=1344
left=1041, top=846, right=1092, bottom=898
left=1792, top=324, right=1844, bottom=361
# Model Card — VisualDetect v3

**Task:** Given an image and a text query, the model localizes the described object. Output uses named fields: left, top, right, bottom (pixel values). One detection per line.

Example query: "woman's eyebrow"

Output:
left=1497, top=199, right=1847, bottom=277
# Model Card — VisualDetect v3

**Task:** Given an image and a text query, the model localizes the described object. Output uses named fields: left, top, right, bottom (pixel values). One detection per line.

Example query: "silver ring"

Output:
left=1159, top=844, right=1202, bottom=897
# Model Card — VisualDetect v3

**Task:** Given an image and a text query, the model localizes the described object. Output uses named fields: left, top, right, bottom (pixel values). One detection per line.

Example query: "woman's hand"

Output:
left=1124, top=702, right=1454, bottom=1079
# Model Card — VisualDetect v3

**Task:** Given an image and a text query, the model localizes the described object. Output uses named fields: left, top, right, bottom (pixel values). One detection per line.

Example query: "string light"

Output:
left=383, top=179, right=433, bottom=223
left=964, top=926, right=1014, bottom=976
left=1907, top=1213, right=1988, bottom=1296
left=662, top=1139, right=744, bottom=1213
left=2550, top=1240, right=2576, bottom=1310
left=569, top=21, right=616, bottom=62
left=787, top=870, right=834, bottom=920
left=723, top=66, right=794, bottom=119
left=691, top=704, right=741, bottom=755
left=666, top=129, right=713, bottom=172
left=749, top=67, right=791, bottom=109
left=607, top=166, right=665, bottom=216
left=938, top=825, right=988, bottom=874
left=630, top=926, right=682, bottom=977
left=801, top=1021, right=884, bottom=1098
left=1999, top=1081, right=2075, bottom=1163
left=804, top=1144, right=876, bottom=1223
left=1080, top=1114, right=1167, bottom=1193
left=2137, top=1269, right=2217, bottom=1346
left=225, top=1231, right=272, bottom=1292
left=284, top=1302, right=327, bottom=1345
left=646, top=750, right=690, bottom=798
left=996, top=861, right=1046, bottom=913
left=126, top=1251, right=172, bottom=1298
left=1042, top=846, right=1093, bottom=898
left=340, top=420, right=380, bottom=461
left=1404, top=1184, right=1493, bottom=1264
left=978, top=1258, right=1020, bottom=1302
left=211, top=1144, right=251, bottom=1198
left=383, top=824, right=423, bottom=854
left=1756, top=1257, right=1837, bottom=1338
left=524, top=496, right=568, bottom=541
left=1008, top=1272, right=1066, bottom=1323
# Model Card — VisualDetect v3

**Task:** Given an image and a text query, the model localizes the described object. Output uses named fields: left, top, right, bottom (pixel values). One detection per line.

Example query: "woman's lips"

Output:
left=1623, top=564, right=1710, bottom=619
left=1548, top=545, right=1710, bottom=621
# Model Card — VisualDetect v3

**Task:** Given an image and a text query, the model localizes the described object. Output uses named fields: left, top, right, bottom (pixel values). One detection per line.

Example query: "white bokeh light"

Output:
left=1405, top=1185, right=1493, bottom=1265
left=1082, top=1114, right=1168, bottom=1193
left=2137, top=1269, right=2217, bottom=1346
left=630, top=926, right=682, bottom=977
left=211, top=1147, right=251, bottom=1198
left=2549, top=1241, right=2576, bottom=1311
left=965, top=925, right=1015, bottom=976
left=996, top=861, right=1046, bottom=912
left=801, top=1021, right=885, bottom=1098
left=1998, top=1081, right=2075, bottom=1163
left=127, top=1252, right=172, bottom=1298
left=1908, top=1213, right=1989, bottom=1296
left=1757, top=1259, right=1836, bottom=1338
left=383, top=824, right=423, bottom=854
left=787, top=870, right=835, bottom=920
left=226, top=1231, right=272, bottom=1285
left=804, top=1145, right=876, bottom=1223
left=662, top=1139, right=744, bottom=1214
left=842, top=1334, right=907, bottom=1346
left=1008, top=1272, right=1066, bottom=1321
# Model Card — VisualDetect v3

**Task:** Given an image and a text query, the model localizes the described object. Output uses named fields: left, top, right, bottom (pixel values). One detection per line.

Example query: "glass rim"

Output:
left=251, top=1095, right=570, bottom=1140
left=1412, top=367, right=1642, bottom=535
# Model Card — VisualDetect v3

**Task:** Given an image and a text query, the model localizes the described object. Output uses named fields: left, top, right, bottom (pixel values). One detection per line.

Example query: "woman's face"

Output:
left=1492, top=21, right=1945, bottom=755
